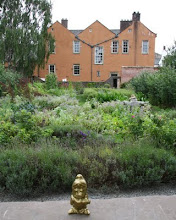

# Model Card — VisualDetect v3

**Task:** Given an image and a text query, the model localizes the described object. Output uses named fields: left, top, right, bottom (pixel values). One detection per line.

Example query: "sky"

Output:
left=51, top=0, right=176, bottom=54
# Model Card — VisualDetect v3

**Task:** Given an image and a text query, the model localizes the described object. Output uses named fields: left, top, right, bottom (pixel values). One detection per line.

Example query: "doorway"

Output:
left=113, top=78, right=117, bottom=88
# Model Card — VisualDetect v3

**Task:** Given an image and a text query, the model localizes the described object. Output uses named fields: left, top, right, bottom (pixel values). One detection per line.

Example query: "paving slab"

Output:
left=0, top=195, right=176, bottom=220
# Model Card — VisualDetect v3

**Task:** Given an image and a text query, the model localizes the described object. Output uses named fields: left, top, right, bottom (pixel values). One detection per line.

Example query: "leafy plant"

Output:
left=130, top=70, right=176, bottom=107
left=45, top=73, right=58, bottom=90
left=0, top=64, right=22, bottom=97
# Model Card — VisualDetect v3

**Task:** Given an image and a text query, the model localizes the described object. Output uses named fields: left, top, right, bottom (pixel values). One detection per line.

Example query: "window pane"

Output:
left=95, top=46, right=103, bottom=64
left=97, top=71, right=100, bottom=77
left=73, top=41, right=80, bottom=53
left=142, top=40, right=149, bottom=54
left=73, top=65, right=80, bottom=75
left=122, top=40, right=129, bottom=53
left=49, top=65, right=55, bottom=73
left=112, top=41, right=118, bottom=53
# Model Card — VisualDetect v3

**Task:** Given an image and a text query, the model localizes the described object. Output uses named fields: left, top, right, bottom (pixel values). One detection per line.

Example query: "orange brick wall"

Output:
left=121, top=66, right=157, bottom=84
left=34, top=17, right=156, bottom=84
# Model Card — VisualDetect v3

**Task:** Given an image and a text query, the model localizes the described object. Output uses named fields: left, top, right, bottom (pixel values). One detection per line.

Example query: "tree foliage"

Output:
left=163, top=41, right=176, bottom=69
left=0, top=0, right=54, bottom=77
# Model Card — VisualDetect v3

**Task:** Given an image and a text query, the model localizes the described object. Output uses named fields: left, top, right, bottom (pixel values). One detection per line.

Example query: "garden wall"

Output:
left=121, top=66, right=158, bottom=84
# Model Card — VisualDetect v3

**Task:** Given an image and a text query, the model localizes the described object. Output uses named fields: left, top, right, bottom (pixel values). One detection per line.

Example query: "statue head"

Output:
left=72, top=174, right=87, bottom=199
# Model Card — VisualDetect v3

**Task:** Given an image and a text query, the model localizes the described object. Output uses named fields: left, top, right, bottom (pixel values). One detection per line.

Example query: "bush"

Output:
left=0, top=121, right=19, bottom=145
left=96, top=88, right=133, bottom=102
left=45, top=73, right=57, bottom=90
left=130, top=69, right=176, bottom=107
left=33, top=95, right=78, bottom=110
left=0, top=64, right=22, bottom=97
left=0, top=144, right=79, bottom=195
left=0, top=140, right=175, bottom=196
left=83, top=88, right=134, bottom=102
left=117, top=144, right=176, bottom=187
left=83, top=88, right=98, bottom=100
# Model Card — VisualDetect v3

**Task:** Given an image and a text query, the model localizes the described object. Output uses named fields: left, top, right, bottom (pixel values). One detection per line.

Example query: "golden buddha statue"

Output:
left=68, top=174, right=90, bottom=215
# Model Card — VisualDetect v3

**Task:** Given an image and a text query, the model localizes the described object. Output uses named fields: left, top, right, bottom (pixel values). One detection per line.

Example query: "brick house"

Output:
left=34, top=12, right=157, bottom=88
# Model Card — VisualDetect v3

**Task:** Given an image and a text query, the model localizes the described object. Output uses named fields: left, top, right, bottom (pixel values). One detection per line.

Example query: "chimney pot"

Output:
left=61, top=19, right=68, bottom=28
left=132, top=12, right=140, bottom=21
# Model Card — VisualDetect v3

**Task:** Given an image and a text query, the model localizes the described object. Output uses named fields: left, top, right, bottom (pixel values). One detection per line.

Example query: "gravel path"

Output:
left=0, top=183, right=176, bottom=202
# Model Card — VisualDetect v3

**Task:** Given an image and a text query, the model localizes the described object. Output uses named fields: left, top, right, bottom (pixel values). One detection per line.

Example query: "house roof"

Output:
left=70, top=29, right=120, bottom=36
left=110, top=29, right=120, bottom=35
left=70, top=30, right=83, bottom=35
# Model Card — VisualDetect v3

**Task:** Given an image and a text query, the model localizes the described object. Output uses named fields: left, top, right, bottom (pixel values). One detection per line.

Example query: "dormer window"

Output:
left=73, top=41, right=80, bottom=53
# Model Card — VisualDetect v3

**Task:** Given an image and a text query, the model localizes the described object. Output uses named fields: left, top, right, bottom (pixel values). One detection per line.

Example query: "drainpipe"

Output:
left=91, top=46, right=94, bottom=81
left=37, top=65, right=40, bottom=77
left=133, top=21, right=138, bottom=66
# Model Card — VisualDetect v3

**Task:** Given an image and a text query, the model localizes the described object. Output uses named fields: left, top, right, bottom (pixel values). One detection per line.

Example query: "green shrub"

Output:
left=31, top=82, right=46, bottom=95
left=0, top=121, right=19, bottom=145
left=13, top=101, right=36, bottom=113
left=103, top=83, right=111, bottom=88
left=0, top=64, right=22, bottom=96
left=13, top=110, right=41, bottom=143
left=130, top=69, right=176, bottom=107
left=117, top=144, right=176, bottom=187
left=83, top=88, right=134, bottom=102
left=142, top=114, right=176, bottom=149
left=33, top=95, right=78, bottom=110
left=83, top=88, right=98, bottom=100
left=0, top=138, right=176, bottom=196
left=96, top=88, right=133, bottom=102
left=0, top=145, right=79, bottom=195
left=45, top=73, right=57, bottom=90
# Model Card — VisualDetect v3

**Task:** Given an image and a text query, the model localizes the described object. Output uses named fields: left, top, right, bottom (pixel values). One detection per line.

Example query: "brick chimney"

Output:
left=61, top=19, right=68, bottom=28
left=120, top=20, right=132, bottom=32
left=132, top=12, right=140, bottom=21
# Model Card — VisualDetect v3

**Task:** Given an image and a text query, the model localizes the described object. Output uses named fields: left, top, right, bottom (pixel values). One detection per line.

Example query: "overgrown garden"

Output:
left=0, top=64, right=176, bottom=196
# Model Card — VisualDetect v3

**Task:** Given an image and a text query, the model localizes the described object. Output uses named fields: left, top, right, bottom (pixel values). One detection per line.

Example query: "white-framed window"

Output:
left=97, top=71, right=100, bottom=77
left=73, top=64, right=80, bottom=75
left=122, top=40, right=129, bottom=54
left=111, top=41, right=119, bottom=53
left=49, top=65, right=55, bottom=74
left=142, top=40, right=149, bottom=54
left=73, top=41, right=80, bottom=53
left=95, top=46, right=103, bottom=64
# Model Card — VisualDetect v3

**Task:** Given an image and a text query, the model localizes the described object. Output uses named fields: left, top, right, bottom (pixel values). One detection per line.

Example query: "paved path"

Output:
left=0, top=195, right=176, bottom=220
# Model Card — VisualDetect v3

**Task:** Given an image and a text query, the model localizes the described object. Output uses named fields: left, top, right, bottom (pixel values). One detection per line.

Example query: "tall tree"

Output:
left=163, top=41, right=176, bottom=69
left=0, top=0, right=54, bottom=77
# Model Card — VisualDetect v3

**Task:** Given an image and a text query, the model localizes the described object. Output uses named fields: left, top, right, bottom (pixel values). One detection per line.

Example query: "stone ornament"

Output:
left=129, top=94, right=137, bottom=102
left=68, top=174, right=91, bottom=215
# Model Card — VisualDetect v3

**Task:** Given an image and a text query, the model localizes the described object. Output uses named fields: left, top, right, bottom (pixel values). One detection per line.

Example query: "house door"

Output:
left=113, top=78, right=117, bottom=88
left=110, top=72, right=118, bottom=88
